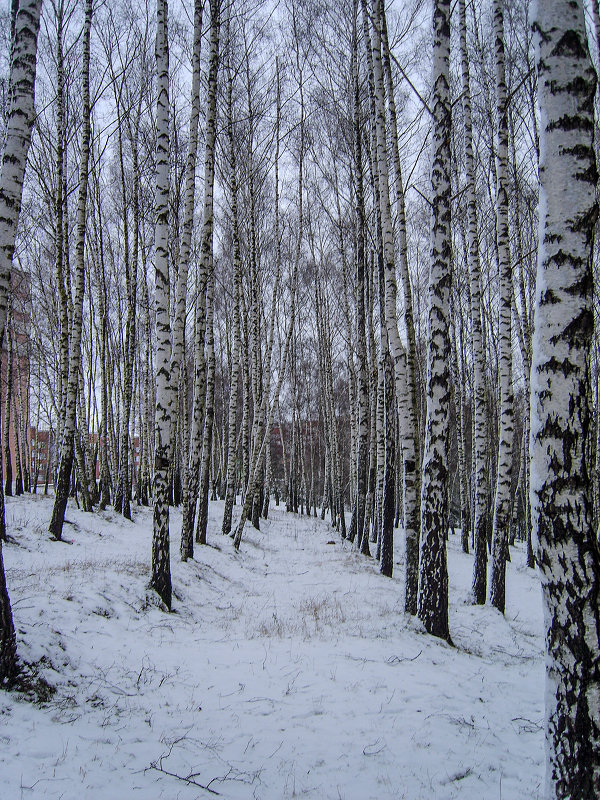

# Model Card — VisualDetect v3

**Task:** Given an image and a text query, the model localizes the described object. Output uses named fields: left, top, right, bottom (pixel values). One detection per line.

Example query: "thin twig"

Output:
left=147, top=761, right=221, bottom=796
left=386, top=650, right=422, bottom=664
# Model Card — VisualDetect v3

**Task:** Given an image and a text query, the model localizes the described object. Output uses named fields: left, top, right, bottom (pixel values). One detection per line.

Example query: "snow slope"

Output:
left=1, top=494, right=544, bottom=799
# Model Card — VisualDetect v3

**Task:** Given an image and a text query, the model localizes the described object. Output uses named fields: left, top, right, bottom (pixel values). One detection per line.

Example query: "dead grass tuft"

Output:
left=255, top=594, right=347, bottom=639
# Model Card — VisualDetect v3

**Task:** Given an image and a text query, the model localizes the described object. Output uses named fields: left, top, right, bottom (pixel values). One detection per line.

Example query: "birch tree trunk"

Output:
left=240, top=307, right=250, bottom=504
left=460, top=0, right=488, bottom=604
left=361, top=0, right=389, bottom=560
left=113, top=98, right=138, bottom=520
left=592, top=0, right=600, bottom=65
left=351, top=0, right=369, bottom=556
left=0, top=0, right=42, bottom=347
left=15, top=339, right=28, bottom=493
left=364, top=257, right=378, bottom=545
left=171, top=0, right=203, bottom=553
left=450, top=305, right=469, bottom=554
left=0, top=0, right=42, bottom=685
left=379, top=0, right=420, bottom=610
left=417, top=0, right=452, bottom=642
left=150, top=0, right=173, bottom=609
left=506, top=96, right=535, bottom=568
left=180, top=0, right=220, bottom=558
left=142, top=240, right=153, bottom=504
left=91, top=156, right=111, bottom=510
left=489, top=0, right=514, bottom=613
left=54, top=0, right=70, bottom=485
left=0, top=412, right=5, bottom=538
left=172, top=0, right=203, bottom=544
left=315, top=278, right=346, bottom=541
left=369, top=0, right=406, bottom=575
left=12, top=383, right=22, bottom=497
left=532, top=2, right=600, bottom=796
left=119, top=93, right=143, bottom=520
left=196, top=270, right=215, bottom=545
left=49, top=0, right=92, bottom=541
left=4, top=313, right=13, bottom=496
left=221, top=41, right=242, bottom=537
left=262, top=57, right=282, bottom=522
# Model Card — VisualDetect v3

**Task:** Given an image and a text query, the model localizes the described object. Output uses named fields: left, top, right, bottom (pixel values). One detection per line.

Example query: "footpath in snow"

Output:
left=1, top=494, right=544, bottom=799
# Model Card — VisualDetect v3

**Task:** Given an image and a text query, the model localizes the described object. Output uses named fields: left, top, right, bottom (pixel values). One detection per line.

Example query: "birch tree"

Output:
left=150, top=0, right=173, bottom=608
left=0, top=0, right=43, bottom=685
left=49, top=0, right=92, bottom=540
left=3, top=310, right=13, bottom=495
left=180, top=0, right=220, bottom=560
left=489, top=0, right=514, bottom=614
left=532, top=0, right=600, bottom=795
left=351, top=0, right=369, bottom=557
left=378, top=0, right=420, bottom=610
left=221, top=15, right=245, bottom=537
left=417, top=0, right=451, bottom=642
left=459, top=0, right=488, bottom=605
left=173, top=0, right=203, bottom=553
left=196, top=268, right=215, bottom=545
left=368, top=0, right=401, bottom=576
left=171, top=0, right=204, bottom=561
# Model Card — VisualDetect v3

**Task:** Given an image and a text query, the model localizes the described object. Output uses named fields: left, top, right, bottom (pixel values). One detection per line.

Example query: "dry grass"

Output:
left=7, top=558, right=148, bottom=582
left=255, top=594, right=347, bottom=639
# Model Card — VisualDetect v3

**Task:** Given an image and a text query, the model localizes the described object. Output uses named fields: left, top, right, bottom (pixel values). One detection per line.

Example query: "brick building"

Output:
left=0, top=269, right=31, bottom=489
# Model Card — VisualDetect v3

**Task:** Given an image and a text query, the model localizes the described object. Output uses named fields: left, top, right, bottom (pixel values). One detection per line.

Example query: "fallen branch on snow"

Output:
left=147, top=760, right=221, bottom=795
left=386, top=650, right=422, bottom=664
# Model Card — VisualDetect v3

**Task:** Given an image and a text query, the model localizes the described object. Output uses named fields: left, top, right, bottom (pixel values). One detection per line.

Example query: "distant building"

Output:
left=29, top=427, right=53, bottom=486
left=0, top=269, right=31, bottom=488
left=89, top=433, right=141, bottom=482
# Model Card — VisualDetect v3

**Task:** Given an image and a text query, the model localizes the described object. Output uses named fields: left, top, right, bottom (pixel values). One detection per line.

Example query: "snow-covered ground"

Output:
left=1, top=494, right=544, bottom=799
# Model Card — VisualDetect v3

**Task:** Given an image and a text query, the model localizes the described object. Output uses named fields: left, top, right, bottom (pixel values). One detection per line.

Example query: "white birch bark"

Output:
left=114, top=84, right=141, bottom=520
left=49, top=0, right=92, bottom=541
left=315, top=278, right=346, bottom=540
left=3, top=311, right=13, bottom=496
left=221, top=29, right=242, bottom=537
left=240, top=304, right=250, bottom=502
left=89, top=168, right=111, bottom=508
left=196, top=269, right=215, bottom=545
left=351, top=0, right=369, bottom=553
left=591, top=0, right=600, bottom=65
left=0, top=0, right=42, bottom=684
left=459, top=0, right=489, bottom=604
left=174, top=0, right=204, bottom=553
left=150, top=0, right=173, bottom=609
left=450, top=304, right=470, bottom=554
left=54, top=0, right=69, bottom=460
left=262, top=59, right=283, bottom=522
left=379, top=0, right=420, bottom=610
left=361, top=0, right=390, bottom=562
left=12, top=338, right=23, bottom=497
left=532, top=1, right=600, bottom=796
left=509, top=105, right=534, bottom=569
left=181, top=0, right=220, bottom=554
left=369, top=0, right=405, bottom=577
left=171, top=0, right=203, bottom=435
left=489, top=0, right=514, bottom=613
left=140, top=244, right=152, bottom=505
left=0, top=0, right=42, bottom=353
left=364, top=257, right=378, bottom=545
left=417, top=0, right=452, bottom=642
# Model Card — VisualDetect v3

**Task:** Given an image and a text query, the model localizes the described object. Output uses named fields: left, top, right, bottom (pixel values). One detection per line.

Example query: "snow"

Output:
left=1, top=494, right=544, bottom=799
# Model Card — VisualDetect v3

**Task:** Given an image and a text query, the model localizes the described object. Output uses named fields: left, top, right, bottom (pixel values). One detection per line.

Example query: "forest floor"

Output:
left=1, top=493, right=544, bottom=800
